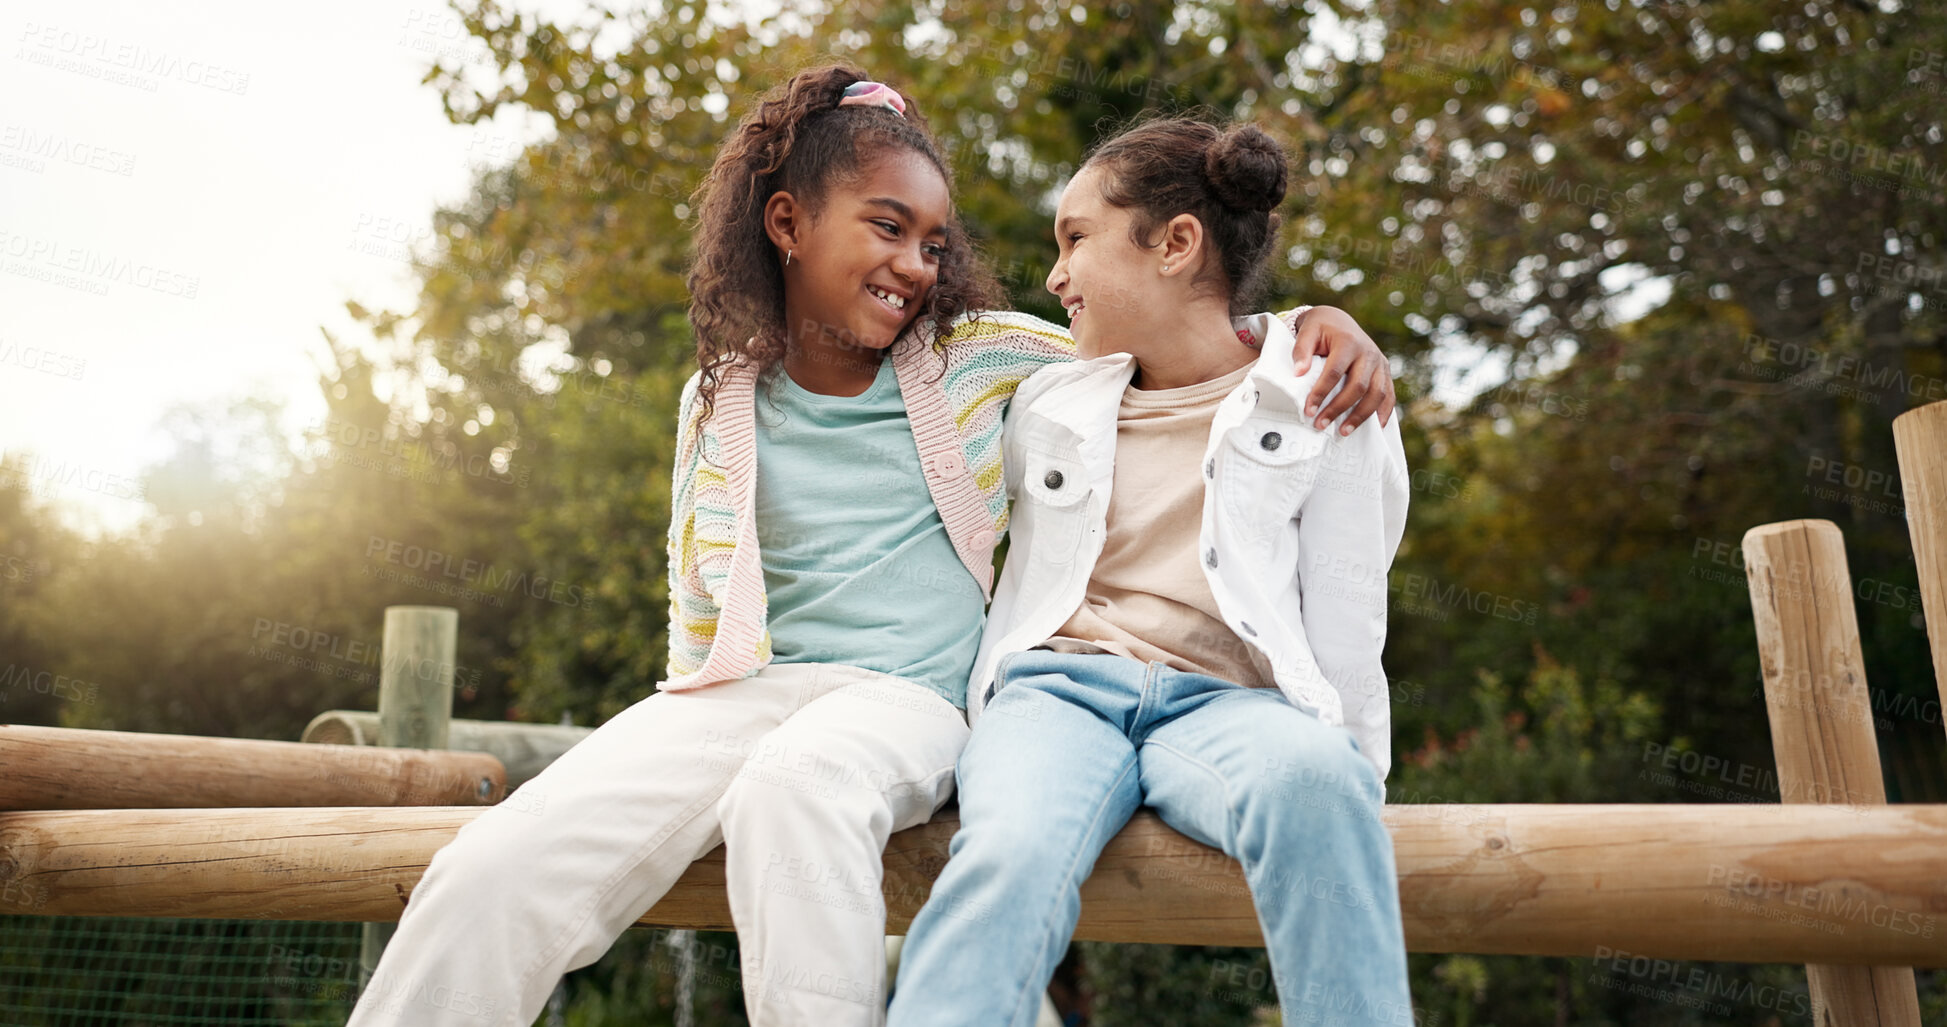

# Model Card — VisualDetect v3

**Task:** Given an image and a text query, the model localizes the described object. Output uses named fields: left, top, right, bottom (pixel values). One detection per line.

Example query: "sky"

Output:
left=0, top=0, right=567, bottom=536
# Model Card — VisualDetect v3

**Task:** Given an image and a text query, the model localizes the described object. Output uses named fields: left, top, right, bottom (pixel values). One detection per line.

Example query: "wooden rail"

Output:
left=0, top=725, right=503, bottom=810
left=303, top=711, right=591, bottom=790
left=3, top=804, right=1943, bottom=966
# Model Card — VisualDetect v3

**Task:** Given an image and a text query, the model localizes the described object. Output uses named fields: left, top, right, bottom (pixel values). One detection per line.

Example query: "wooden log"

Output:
left=0, top=725, right=503, bottom=810
left=1894, top=400, right=1947, bottom=741
left=363, top=606, right=459, bottom=981
left=374, top=607, right=458, bottom=752
left=1744, top=519, right=1921, bottom=1024
left=3, top=804, right=1944, bottom=966
left=302, top=711, right=591, bottom=790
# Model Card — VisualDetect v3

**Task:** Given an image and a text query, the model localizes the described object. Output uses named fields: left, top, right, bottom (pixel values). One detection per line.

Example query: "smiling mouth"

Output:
left=867, top=285, right=908, bottom=311
left=1064, top=298, right=1085, bottom=320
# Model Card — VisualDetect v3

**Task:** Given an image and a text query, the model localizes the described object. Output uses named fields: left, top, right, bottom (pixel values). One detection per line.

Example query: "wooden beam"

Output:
left=3, top=804, right=1943, bottom=966
left=1745, top=519, right=1921, bottom=1025
left=362, top=606, right=459, bottom=981
left=1894, top=400, right=1947, bottom=742
left=0, top=725, right=503, bottom=810
left=302, top=711, right=591, bottom=790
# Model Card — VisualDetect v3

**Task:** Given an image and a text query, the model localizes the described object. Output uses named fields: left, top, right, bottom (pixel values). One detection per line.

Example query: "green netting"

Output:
left=0, top=916, right=362, bottom=1026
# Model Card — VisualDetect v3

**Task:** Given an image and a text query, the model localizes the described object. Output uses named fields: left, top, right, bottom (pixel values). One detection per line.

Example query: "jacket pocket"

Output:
left=1217, top=416, right=1314, bottom=539
left=1017, top=446, right=1089, bottom=557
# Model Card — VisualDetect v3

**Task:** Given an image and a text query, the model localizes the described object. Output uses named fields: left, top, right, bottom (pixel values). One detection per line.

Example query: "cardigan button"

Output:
left=1044, top=469, right=1065, bottom=490
left=1260, top=431, right=1283, bottom=451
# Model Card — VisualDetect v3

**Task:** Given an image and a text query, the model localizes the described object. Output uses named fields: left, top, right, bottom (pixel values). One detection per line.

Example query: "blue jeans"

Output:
left=887, top=650, right=1410, bottom=1027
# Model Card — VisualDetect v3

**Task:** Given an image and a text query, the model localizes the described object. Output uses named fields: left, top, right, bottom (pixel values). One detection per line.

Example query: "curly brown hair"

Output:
left=685, top=63, right=1001, bottom=422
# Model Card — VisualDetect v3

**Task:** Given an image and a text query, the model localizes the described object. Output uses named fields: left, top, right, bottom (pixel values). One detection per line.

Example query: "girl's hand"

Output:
left=1291, top=305, right=1397, bottom=433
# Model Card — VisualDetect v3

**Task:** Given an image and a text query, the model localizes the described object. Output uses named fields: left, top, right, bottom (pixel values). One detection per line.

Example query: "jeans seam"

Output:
left=1011, top=752, right=1140, bottom=1027
left=1129, top=661, right=1162, bottom=744
left=1140, top=738, right=1243, bottom=854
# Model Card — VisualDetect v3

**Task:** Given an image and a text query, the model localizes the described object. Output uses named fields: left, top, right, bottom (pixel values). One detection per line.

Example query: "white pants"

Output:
left=347, top=662, right=970, bottom=1027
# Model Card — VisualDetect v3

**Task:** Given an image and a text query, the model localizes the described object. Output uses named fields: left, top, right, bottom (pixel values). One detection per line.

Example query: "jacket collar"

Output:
left=1030, top=311, right=1301, bottom=433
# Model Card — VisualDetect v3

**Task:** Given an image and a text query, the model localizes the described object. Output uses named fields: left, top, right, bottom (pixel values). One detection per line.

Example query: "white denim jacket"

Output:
left=968, top=312, right=1410, bottom=779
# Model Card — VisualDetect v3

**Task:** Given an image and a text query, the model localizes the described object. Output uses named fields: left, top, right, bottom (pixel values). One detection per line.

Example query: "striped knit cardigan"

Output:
left=662, top=309, right=1075, bottom=690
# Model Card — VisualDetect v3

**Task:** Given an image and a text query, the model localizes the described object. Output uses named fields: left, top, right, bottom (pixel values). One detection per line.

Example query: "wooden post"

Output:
left=1894, top=400, right=1947, bottom=741
left=360, top=606, right=458, bottom=986
left=1743, top=520, right=1921, bottom=1025
left=3, top=804, right=1946, bottom=964
left=0, top=725, right=502, bottom=809
left=302, top=711, right=590, bottom=790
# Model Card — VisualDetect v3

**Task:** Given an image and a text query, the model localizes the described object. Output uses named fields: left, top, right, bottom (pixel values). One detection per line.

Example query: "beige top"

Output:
left=1042, top=360, right=1275, bottom=689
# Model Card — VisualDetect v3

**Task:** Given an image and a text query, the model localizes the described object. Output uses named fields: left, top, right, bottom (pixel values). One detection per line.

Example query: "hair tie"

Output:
left=839, top=81, right=907, bottom=118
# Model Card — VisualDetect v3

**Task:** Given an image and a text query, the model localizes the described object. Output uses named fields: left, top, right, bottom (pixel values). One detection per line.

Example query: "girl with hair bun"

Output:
left=889, top=116, right=1413, bottom=1026
left=351, top=69, right=1395, bottom=1027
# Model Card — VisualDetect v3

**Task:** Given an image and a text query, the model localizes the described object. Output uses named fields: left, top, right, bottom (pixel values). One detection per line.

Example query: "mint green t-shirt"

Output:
left=752, top=358, right=984, bottom=708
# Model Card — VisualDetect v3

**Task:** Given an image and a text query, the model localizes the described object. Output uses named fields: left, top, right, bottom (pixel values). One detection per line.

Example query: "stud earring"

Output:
left=1161, top=263, right=1171, bottom=273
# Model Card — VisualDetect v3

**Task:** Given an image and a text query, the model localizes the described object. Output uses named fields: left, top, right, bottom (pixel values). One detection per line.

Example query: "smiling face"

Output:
left=776, top=150, right=952, bottom=358
left=1045, top=164, right=1167, bottom=359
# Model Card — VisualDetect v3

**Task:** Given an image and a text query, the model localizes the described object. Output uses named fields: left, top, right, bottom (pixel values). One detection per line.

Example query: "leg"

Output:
left=717, top=668, right=970, bottom=1026
left=1139, top=683, right=1412, bottom=1027
left=347, top=665, right=848, bottom=1027
left=888, top=651, right=1146, bottom=1027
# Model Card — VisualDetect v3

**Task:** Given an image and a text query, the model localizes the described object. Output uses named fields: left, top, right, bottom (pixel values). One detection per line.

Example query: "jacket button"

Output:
left=1260, top=431, right=1282, bottom=451
left=1044, top=470, right=1064, bottom=490
left=1205, top=548, right=1218, bottom=569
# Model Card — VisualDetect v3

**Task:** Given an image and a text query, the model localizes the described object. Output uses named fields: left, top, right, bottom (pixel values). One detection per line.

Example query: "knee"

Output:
left=419, top=806, right=546, bottom=892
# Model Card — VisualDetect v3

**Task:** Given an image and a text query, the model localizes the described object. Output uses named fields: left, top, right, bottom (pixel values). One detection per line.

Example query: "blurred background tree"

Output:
left=5, top=0, right=1943, bottom=1022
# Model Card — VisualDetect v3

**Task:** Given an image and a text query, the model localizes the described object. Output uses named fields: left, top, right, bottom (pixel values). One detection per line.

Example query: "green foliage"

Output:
left=1390, top=653, right=1660, bottom=805
left=1079, top=942, right=1273, bottom=1027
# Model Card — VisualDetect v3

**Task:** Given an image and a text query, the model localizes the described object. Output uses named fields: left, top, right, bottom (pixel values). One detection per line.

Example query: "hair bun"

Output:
left=1204, top=125, right=1287, bottom=212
